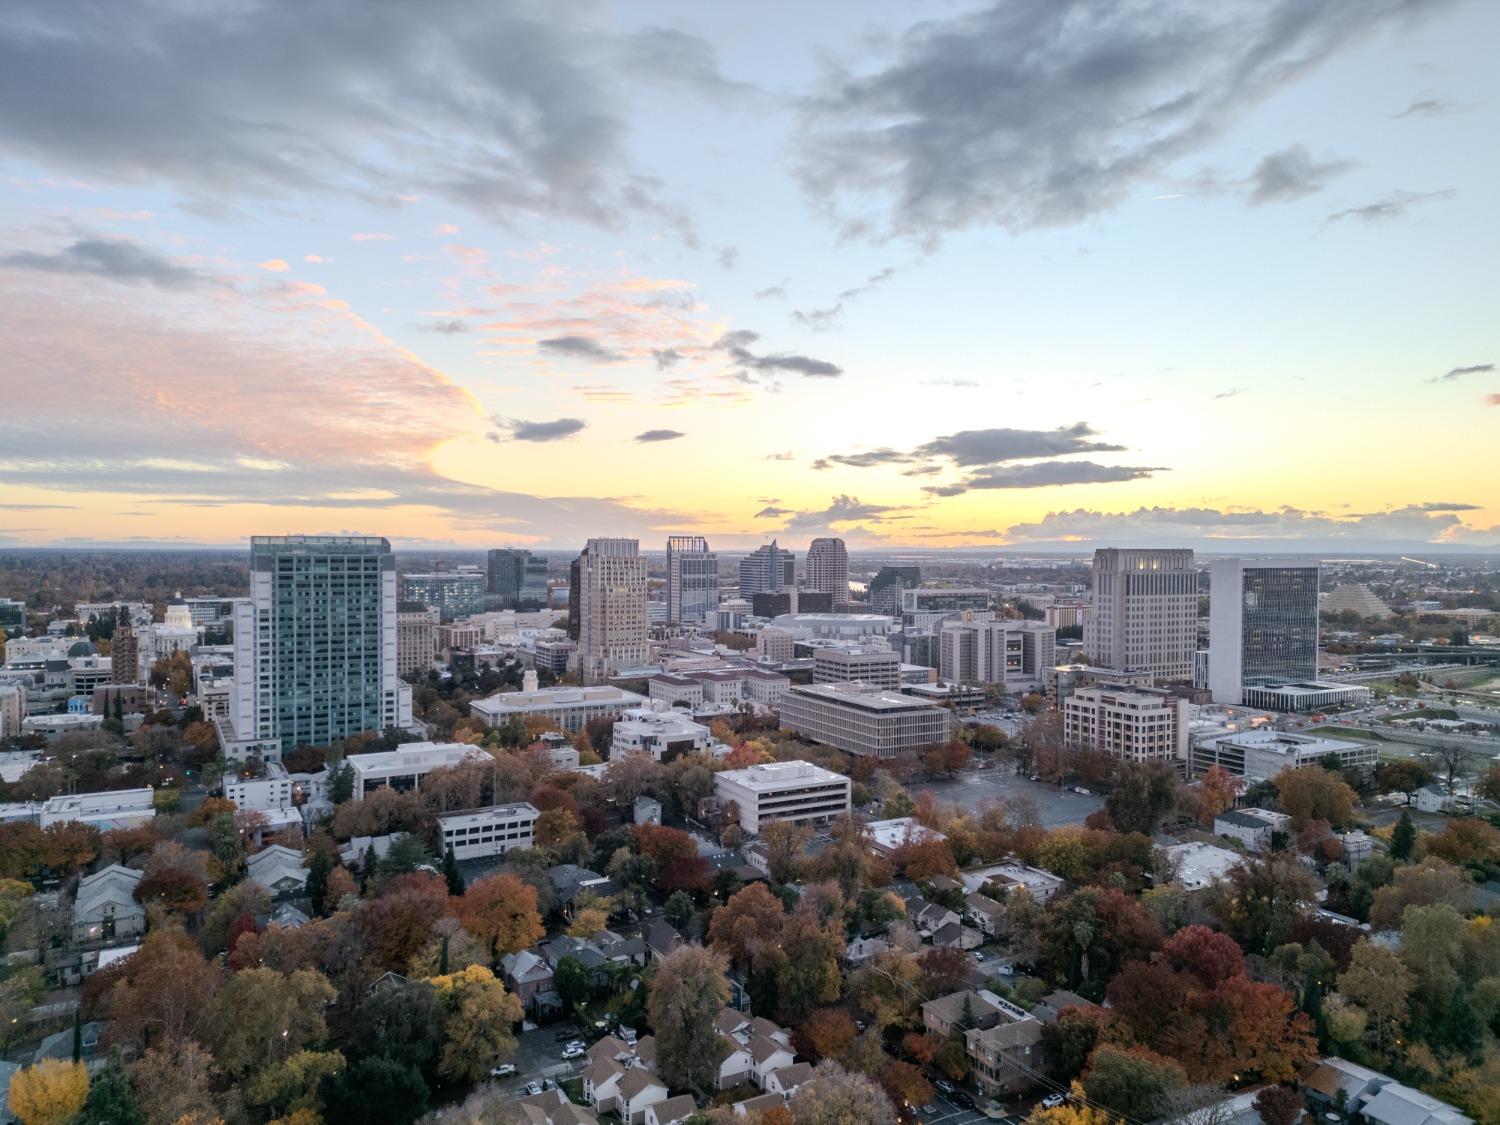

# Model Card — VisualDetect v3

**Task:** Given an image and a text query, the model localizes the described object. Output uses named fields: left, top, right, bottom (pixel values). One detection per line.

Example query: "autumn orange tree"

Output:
left=457, top=873, right=543, bottom=959
left=709, top=882, right=786, bottom=972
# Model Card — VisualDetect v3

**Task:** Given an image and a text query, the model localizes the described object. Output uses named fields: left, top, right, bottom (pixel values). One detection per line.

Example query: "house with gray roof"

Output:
left=73, top=865, right=145, bottom=946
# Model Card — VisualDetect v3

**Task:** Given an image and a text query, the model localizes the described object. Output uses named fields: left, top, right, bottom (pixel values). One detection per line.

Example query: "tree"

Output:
left=1273, top=766, right=1355, bottom=828
left=204, top=968, right=337, bottom=1078
left=1375, top=761, right=1431, bottom=805
left=1368, top=859, right=1472, bottom=930
left=441, top=846, right=465, bottom=896
left=776, top=893, right=846, bottom=1023
left=7, top=1059, right=89, bottom=1125
left=1194, top=766, right=1240, bottom=826
left=319, top=1056, right=429, bottom=1125
left=1426, top=819, right=1500, bottom=870
left=81, top=1050, right=145, bottom=1125
left=881, top=1060, right=933, bottom=1110
left=664, top=889, right=697, bottom=933
left=106, top=929, right=219, bottom=1049
left=134, top=866, right=208, bottom=915
left=305, top=848, right=334, bottom=916
left=1390, top=810, right=1417, bottom=862
left=1253, top=1085, right=1305, bottom=1125
left=788, top=1061, right=897, bottom=1125
left=245, top=1050, right=345, bottom=1120
left=355, top=981, right=445, bottom=1074
left=429, top=965, right=523, bottom=1083
left=128, top=1039, right=217, bottom=1125
left=1106, top=762, right=1179, bottom=836
left=457, top=873, right=543, bottom=959
left=634, top=823, right=711, bottom=893
left=1041, top=1006, right=1111, bottom=1084
left=648, top=945, right=732, bottom=1090
left=709, top=882, right=786, bottom=972
left=1336, top=942, right=1412, bottom=1049
left=1082, top=1045, right=1185, bottom=1122
left=795, top=1008, right=857, bottom=1061
left=1024, top=1084, right=1114, bottom=1125
left=1162, top=925, right=1245, bottom=988
left=554, top=955, right=592, bottom=1009
left=760, top=820, right=814, bottom=884
left=1205, top=853, right=1316, bottom=954
left=1477, top=764, right=1500, bottom=804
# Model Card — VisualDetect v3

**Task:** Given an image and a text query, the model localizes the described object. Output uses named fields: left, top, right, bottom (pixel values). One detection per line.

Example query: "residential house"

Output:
left=501, top=949, right=559, bottom=1014
left=73, top=865, right=145, bottom=946
left=642, top=919, right=686, bottom=962
left=966, top=1013, right=1045, bottom=1097
left=548, top=864, right=618, bottom=918
left=905, top=894, right=962, bottom=946
left=1029, top=990, right=1093, bottom=1024
left=245, top=845, right=309, bottom=898
left=764, top=1063, right=813, bottom=1099
left=514, top=1090, right=598, bottom=1125
left=644, top=1095, right=697, bottom=1125
left=922, top=989, right=1004, bottom=1038
left=1302, top=1058, right=1471, bottom=1125
left=749, top=1034, right=797, bottom=1089
left=963, top=862, right=1065, bottom=904
left=1413, top=785, right=1453, bottom=814
left=35, top=1021, right=102, bottom=1063
left=732, top=1094, right=785, bottom=1118
left=616, top=1069, right=670, bottom=1125
left=1214, top=808, right=1291, bottom=851
left=843, top=935, right=891, bottom=966
left=964, top=892, right=1008, bottom=940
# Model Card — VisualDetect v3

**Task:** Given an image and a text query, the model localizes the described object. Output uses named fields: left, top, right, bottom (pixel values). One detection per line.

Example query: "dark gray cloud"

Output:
left=0, top=1, right=693, bottom=237
left=1325, top=189, right=1454, bottom=224
left=0, top=236, right=204, bottom=288
left=492, top=417, right=587, bottom=442
left=635, top=429, right=685, bottom=443
left=916, top=423, right=1124, bottom=467
left=795, top=0, right=1449, bottom=242
left=783, top=495, right=902, bottom=532
left=1428, top=363, right=1493, bottom=383
left=1247, top=145, right=1355, bottom=205
left=539, top=335, right=624, bottom=362
left=652, top=348, right=683, bottom=370
left=1394, top=98, right=1457, bottom=118
left=812, top=448, right=912, bottom=470
left=926, top=461, right=1164, bottom=495
left=1405, top=501, right=1479, bottom=512
left=715, top=329, right=843, bottom=377
left=419, top=319, right=471, bottom=334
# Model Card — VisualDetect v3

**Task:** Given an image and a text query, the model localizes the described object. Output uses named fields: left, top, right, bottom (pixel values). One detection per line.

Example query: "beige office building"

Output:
left=1083, top=548, right=1197, bottom=680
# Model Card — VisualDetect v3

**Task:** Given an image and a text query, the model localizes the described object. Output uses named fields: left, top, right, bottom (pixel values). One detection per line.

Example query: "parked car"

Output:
left=1041, top=1094, right=1065, bottom=1109
left=972, top=950, right=986, bottom=962
left=554, top=1028, right=579, bottom=1042
left=543, top=1078, right=557, bottom=1091
left=1073, top=786, right=1091, bottom=796
left=489, top=1064, right=517, bottom=1078
left=524, top=1082, right=543, bottom=1096
left=936, top=1080, right=956, bottom=1096
left=561, top=1045, right=586, bottom=1060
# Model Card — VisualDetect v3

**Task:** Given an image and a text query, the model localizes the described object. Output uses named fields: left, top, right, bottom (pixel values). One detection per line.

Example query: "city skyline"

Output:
left=2, top=1, right=1497, bottom=553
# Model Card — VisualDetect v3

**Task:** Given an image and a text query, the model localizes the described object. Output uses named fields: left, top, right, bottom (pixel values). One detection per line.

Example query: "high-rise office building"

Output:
left=666, top=536, right=719, bottom=624
left=400, top=569, right=485, bottom=622
left=1083, top=549, right=1197, bottom=680
left=869, top=566, right=921, bottom=616
left=566, top=557, right=582, bottom=640
left=487, top=548, right=549, bottom=609
left=396, top=604, right=440, bottom=677
left=1208, top=558, right=1320, bottom=705
left=805, top=537, right=850, bottom=610
left=738, top=541, right=795, bottom=598
left=939, top=619, right=1056, bottom=693
left=577, top=538, right=650, bottom=684
left=110, top=614, right=138, bottom=685
left=229, top=536, right=412, bottom=757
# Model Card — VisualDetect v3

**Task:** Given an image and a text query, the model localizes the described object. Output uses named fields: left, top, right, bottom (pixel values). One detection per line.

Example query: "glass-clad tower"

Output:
left=230, top=536, right=411, bottom=755
left=1208, top=558, right=1320, bottom=704
left=666, top=536, right=718, bottom=623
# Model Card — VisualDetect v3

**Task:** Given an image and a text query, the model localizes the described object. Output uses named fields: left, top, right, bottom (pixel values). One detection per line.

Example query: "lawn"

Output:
left=1309, top=725, right=1386, bottom=741
left=1385, top=707, right=1461, bottom=721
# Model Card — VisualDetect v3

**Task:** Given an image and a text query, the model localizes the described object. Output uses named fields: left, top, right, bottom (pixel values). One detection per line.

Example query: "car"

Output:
left=561, top=1045, right=586, bottom=1060
left=554, top=1029, right=578, bottom=1042
left=936, top=1080, right=956, bottom=1096
left=854, top=1019, right=867, bottom=1031
left=953, top=1093, right=974, bottom=1108
left=1072, top=786, right=1091, bottom=796
left=525, top=1082, right=543, bottom=1097
left=489, top=1064, right=517, bottom=1078
left=1041, top=1094, right=1065, bottom=1109
left=972, top=951, right=986, bottom=962
left=542, top=1078, right=557, bottom=1091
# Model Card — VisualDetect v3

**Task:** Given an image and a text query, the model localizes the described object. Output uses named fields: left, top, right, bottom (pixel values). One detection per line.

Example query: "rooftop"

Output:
left=716, top=759, right=848, bottom=790
left=788, top=681, right=946, bottom=712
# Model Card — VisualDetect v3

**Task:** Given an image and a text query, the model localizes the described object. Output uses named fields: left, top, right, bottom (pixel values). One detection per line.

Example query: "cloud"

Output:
left=0, top=2, right=699, bottom=237
left=1486, top=394, right=1500, bottom=408
left=922, top=378, right=979, bottom=389
left=916, top=423, right=1124, bottom=467
left=715, top=331, right=844, bottom=377
left=782, top=495, right=903, bottom=532
left=1325, top=189, right=1454, bottom=224
left=303, top=254, right=329, bottom=263
left=620, top=26, right=760, bottom=103
left=492, top=417, right=587, bottom=442
left=795, top=0, right=1450, bottom=243
left=652, top=348, right=682, bottom=369
left=1247, top=145, right=1355, bottom=205
left=754, top=506, right=791, bottom=518
left=635, top=429, right=685, bottom=444
left=791, top=265, right=901, bottom=330
left=812, top=448, right=913, bottom=470
left=754, top=284, right=787, bottom=301
left=1394, top=98, right=1457, bottom=118
left=1427, top=363, right=1493, bottom=383
left=717, top=246, right=739, bottom=270
left=0, top=235, right=204, bottom=288
left=258, top=258, right=291, bottom=272
left=419, top=319, right=471, bottom=335
left=1392, top=501, right=1478, bottom=512
left=1213, top=387, right=1246, bottom=400
left=763, top=452, right=795, bottom=462
left=538, top=335, right=624, bottom=362
left=925, top=461, right=1163, bottom=494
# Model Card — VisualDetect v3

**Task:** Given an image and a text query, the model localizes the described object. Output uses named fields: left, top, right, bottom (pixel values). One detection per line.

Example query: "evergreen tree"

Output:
left=439, top=933, right=450, bottom=976
left=329, top=759, right=356, bottom=804
left=361, top=845, right=377, bottom=892
left=307, top=848, right=333, bottom=915
left=113, top=692, right=124, bottom=721
left=71, top=1008, right=82, bottom=1063
left=443, top=846, right=465, bottom=896
left=1390, top=810, right=1416, bottom=862
left=81, top=1050, right=145, bottom=1125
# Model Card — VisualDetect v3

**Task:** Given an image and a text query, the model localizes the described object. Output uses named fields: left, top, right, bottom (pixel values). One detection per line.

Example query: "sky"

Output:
left=0, top=0, right=1497, bottom=554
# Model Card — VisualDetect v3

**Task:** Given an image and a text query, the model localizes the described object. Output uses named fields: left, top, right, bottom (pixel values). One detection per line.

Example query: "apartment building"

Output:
left=939, top=619, right=1055, bottom=692
left=804, top=538, right=850, bottom=610
left=1062, top=682, right=1189, bottom=765
left=577, top=539, right=650, bottom=684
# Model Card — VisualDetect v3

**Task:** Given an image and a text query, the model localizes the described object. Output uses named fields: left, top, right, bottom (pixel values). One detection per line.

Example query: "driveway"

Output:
left=911, top=770, right=1104, bottom=827
left=501, top=1024, right=590, bottom=1091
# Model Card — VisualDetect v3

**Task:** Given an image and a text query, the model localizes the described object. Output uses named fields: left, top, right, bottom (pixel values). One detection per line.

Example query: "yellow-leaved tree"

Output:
left=8, top=1059, right=89, bottom=1125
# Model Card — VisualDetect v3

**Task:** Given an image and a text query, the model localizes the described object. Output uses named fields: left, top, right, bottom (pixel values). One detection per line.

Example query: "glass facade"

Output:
left=252, top=536, right=391, bottom=751
left=666, top=535, right=718, bottom=623
left=400, top=571, right=484, bottom=621
left=1239, top=565, right=1319, bottom=686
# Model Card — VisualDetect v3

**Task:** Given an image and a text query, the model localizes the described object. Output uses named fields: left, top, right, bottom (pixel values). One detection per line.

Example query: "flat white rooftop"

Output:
left=716, top=760, right=847, bottom=791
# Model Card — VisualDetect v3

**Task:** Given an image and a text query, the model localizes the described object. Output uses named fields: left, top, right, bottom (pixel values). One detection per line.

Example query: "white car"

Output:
left=489, top=1064, right=517, bottom=1079
left=561, top=1045, right=586, bottom=1060
left=1041, top=1094, right=1066, bottom=1109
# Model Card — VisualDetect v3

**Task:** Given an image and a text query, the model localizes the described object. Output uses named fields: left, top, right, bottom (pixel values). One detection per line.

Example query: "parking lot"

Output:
left=502, top=1024, right=589, bottom=1093
left=916, top=1093, right=1003, bottom=1125
left=911, top=769, right=1104, bottom=827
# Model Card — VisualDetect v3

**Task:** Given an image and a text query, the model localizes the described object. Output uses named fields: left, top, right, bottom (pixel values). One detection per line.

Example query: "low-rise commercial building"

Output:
left=1191, top=728, right=1376, bottom=780
left=1062, top=682, right=1188, bottom=765
left=714, top=760, right=851, bottom=836
left=778, top=682, right=950, bottom=759
left=345, top=742, right=487, bottom=800
left=812, top=646, right=901, bottom=690
left=939, top=619, right=1055, bottom=693
left=470, top=686, right=648, bottom=733
left=610, top=707, right=715, bottom=761
left=865, top=817, right=944, bottom=858
left=23, top=712, right=105, bottom=740
left=40, top=788, right=155, bottom=831
left=647, top=667, right=790, bottom=712
left=437, top=802, right=540, bottom=861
